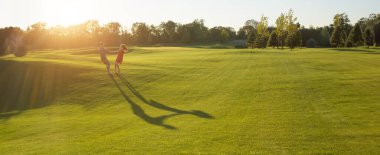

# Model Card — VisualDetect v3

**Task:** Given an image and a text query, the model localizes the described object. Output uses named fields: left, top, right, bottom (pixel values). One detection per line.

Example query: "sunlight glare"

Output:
left=41, top=0, right=99, bottom=26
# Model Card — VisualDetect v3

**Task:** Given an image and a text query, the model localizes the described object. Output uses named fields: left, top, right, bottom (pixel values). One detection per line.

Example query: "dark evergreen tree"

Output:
left=363, top=28, right=373, bottom=48
left=348, top=23, right=363, bottom=47
left=320, top=27, right=331, bottom=47
left=267, top=31, right=278, bottom=48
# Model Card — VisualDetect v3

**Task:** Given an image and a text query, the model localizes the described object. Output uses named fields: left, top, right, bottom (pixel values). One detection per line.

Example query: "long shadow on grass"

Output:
left=119, top=75, right=213, bottom=119
left=0, top=60, right=87, bottom=120
left=110, top=76, right=178, bottom=129
left=110, top=74, right=213, bottom=129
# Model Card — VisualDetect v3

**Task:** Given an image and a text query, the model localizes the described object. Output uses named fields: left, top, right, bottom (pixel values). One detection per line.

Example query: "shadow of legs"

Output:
left=110, top=75, right=179, bottom=130
left=118, top=75, right=214, bottom=119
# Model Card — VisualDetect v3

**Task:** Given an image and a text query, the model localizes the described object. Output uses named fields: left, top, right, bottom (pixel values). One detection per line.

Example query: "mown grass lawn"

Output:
left=1, top=47, right=380, bottom=154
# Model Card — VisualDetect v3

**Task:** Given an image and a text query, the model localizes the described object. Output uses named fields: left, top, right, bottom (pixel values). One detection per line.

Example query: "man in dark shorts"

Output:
left=99, top=42, right=111, bottom=75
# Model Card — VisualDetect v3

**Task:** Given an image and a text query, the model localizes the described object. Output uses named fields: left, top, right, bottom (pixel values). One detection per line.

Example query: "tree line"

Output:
left=1, top=10, right=380, bottom=56
left=243, top=10, right=380, bottom=49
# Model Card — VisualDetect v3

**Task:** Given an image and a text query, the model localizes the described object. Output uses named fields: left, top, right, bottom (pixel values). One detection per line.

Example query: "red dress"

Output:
left=115, top=49, right=125, bottom=64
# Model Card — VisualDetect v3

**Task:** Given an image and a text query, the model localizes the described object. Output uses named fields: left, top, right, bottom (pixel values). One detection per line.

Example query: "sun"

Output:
left=41, top=0, right=96, bottom=26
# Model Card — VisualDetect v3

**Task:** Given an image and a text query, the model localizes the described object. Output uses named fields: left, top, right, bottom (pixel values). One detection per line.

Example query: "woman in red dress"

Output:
left=115, top=44, right=128, bottom=75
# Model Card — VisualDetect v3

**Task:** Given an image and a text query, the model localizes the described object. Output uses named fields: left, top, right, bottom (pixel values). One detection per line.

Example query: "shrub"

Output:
left=234, top=45, right=247, bottom=49
left=306, top=38, right=318, bottom=48
left=14, top=44, right=27, bottom=57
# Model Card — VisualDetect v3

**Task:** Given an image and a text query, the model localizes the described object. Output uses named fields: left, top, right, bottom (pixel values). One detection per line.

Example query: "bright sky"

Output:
left=1, top=0, right=379, bottom=30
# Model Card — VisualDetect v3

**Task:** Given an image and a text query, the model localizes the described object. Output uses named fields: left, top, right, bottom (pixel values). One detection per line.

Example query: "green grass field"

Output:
left=1, top=47, right=380, bottom=154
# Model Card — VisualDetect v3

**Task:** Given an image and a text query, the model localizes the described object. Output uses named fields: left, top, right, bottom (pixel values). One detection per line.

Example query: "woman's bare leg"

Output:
left=117, top=64, right=120, bottom=74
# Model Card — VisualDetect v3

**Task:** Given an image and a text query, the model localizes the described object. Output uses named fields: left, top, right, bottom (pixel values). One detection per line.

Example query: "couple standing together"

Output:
left=99, top=42, right=128, bottom=75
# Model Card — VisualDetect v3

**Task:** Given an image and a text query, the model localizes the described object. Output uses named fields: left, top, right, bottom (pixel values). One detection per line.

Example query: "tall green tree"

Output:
left=131, top=22, right=150, bottom=45
left=348, top=23, right=363, bottom=47
left=209, top=26, right=234, bottom=42
left=276, top=13, right=287, bottom=49
left=176, top=24, right=191, bottom=43
left=242, top=19, right=258, bottom=47
left=363, top=14, right=380, bottom=46
left=285, top=9, right=301, bottom=49
left=237, top=20, right=258, bottom=41
left=148, top=25, right=161, bottom=45
left=159, top=20, right=177, bottom=43
left=0, top=27, right=25, bottom=56
left=255, top=15, right=269, bottom=48
left=330, top=13, right=351, bottom=47
left=177, top=19, right=208, bottom=43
